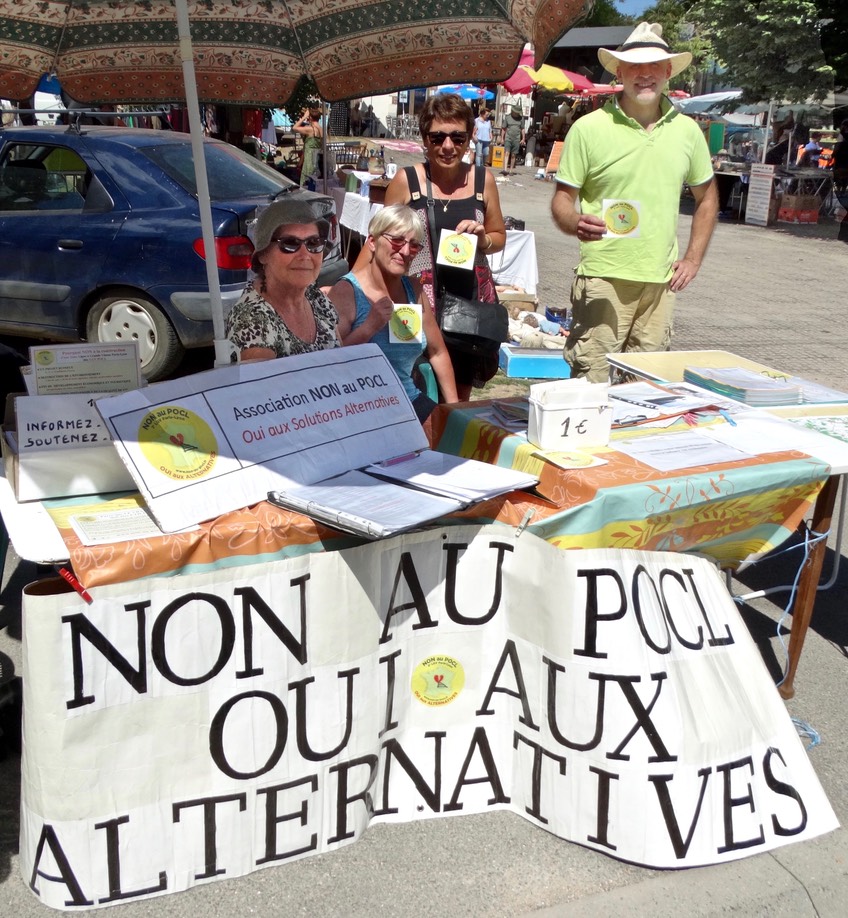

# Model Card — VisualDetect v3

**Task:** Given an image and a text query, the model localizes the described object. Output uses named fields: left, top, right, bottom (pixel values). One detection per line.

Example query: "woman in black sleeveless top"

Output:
left=382, top=94, right=507, bottom=400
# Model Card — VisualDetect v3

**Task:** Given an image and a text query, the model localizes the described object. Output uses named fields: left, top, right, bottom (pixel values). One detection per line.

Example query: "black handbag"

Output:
left=437, top=291, right=508, bottom=354
left=424, top=170, right=508, bottom=355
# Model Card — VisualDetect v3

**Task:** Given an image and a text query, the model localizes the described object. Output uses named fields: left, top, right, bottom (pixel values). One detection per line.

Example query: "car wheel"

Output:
left=86, top=292, right=184, bottom=381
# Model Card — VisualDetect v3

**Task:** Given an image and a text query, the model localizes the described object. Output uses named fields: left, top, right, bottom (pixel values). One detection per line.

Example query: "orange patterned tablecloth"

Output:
left=429, top=401, right=829, bottom=567
left=42, top=400, right=829, bottom=588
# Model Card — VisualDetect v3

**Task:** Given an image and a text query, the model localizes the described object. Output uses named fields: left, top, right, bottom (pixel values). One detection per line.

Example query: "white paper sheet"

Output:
left=615, top=430, right=753, bottom=471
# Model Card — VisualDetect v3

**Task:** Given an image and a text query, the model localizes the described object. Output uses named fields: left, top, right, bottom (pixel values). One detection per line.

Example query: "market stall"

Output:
left=3, top=345, right=847, bottom=910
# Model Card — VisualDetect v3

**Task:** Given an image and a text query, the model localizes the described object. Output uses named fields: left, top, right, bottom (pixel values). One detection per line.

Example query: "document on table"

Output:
left=268, top=469, right=463, bottom=539
left=615, top=431, right=753, bottom=471
left=609, top=380, right=734, bottom=426
left=364, top=449, right=538, bottom=502
left=69, top=506, right=197, bottom=545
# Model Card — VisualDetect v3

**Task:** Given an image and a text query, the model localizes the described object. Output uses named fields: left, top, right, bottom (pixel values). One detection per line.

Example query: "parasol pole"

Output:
left=761, top=100, right=774, bottom=163
left=175, top=0, right=235, bottom=369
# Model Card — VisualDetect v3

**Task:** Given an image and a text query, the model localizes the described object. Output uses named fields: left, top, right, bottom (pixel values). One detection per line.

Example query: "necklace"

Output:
left=426, top=163, right=468, bottom=214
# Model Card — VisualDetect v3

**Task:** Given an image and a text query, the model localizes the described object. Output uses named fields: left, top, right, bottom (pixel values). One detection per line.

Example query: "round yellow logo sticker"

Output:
left=604, top=201, right=639, bottom=236
left=138, top=406, right=218, bottom=481
left=34, top=350, right=55, bottom=366
left=390, top=305, right=421, bottom=342
left=440, top=233, right=474, bottom=265
left=411, top=655, right=465, bottom=707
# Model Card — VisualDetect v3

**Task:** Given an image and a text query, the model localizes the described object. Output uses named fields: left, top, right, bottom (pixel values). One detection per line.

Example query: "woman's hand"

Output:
left=361, top=295, right=394, bottom=336
left=454, top=218, right=489, bottom=251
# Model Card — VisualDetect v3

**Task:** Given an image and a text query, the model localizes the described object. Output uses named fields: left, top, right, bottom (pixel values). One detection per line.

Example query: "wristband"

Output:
left=482, top=234, right=491, bottom=251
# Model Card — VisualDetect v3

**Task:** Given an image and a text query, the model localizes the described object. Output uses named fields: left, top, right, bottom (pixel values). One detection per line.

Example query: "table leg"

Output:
left=779, top=474, right=840, bottom=699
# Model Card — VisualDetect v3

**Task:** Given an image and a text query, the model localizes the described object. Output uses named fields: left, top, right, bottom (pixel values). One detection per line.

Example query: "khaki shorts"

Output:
left=565, top=275, right=675, bottom=383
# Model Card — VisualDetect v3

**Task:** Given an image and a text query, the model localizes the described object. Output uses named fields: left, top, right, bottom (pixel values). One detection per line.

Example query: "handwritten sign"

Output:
left=745, top=164, right=775, bottom=227
left=19, top=529, right=838, bottom=910
left=15, top=393, right=111, bottom=453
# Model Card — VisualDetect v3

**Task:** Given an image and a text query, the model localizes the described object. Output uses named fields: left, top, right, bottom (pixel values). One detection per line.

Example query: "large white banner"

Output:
left=20, top=528, right=837, bottom=910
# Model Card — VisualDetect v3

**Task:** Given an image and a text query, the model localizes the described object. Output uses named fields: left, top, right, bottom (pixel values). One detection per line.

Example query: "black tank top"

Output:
left=406, top=165, right=486, bottom=300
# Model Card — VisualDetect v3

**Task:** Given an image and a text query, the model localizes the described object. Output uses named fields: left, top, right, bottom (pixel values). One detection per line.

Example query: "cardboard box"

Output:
left=777, top=193, right=820, bottom=224
left=499, top=345, right=570, bottom=379
left=2, top=394, right=134, bottom=501
left=778, top=206, right=819, bottom=224
left=527, top=399, right=611, bottom=450
left=780, top=194, right=819, bottom=211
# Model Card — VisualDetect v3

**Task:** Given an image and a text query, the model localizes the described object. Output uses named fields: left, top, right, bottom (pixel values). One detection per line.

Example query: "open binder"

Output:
left=268, top=450, right=539, bottom=539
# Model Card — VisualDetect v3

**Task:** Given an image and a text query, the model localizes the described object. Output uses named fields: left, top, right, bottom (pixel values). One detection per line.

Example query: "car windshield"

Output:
left=141, top=141, right=294, bottom=200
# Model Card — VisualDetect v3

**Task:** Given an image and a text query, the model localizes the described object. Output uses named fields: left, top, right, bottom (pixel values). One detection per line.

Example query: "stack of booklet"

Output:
left=488, top=399, right=530, bottom=431
left=268, top=450, right=538, bottom=539
left=683, top=367, right=803, bottom=406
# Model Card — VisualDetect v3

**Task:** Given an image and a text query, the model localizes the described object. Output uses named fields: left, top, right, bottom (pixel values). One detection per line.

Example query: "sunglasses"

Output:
left=426, top=131, right=469, bottom=147
left=382, top=233, right=423, bottom=254
left=272, top=235, right=327, bottom=254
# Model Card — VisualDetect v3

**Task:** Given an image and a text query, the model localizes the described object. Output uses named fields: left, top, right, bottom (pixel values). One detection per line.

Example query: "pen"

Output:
left=58, top=567, right=93, bottom=604
left=718, top=409, right=737, bottom=427
left=380, top=451, right=420, bottom=467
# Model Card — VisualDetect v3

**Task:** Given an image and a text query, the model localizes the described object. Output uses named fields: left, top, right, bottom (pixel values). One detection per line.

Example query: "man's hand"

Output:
left=669, top=257, right=701, bottom=291
left=574, top=213, right=606, bottom=243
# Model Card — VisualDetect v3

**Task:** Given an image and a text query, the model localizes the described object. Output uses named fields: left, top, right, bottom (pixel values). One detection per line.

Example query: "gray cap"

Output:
left=253, top=193, right=331, bottom=252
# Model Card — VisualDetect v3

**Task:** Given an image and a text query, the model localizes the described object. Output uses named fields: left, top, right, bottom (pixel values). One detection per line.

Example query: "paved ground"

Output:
left=1, top=152, right=847, bottom=916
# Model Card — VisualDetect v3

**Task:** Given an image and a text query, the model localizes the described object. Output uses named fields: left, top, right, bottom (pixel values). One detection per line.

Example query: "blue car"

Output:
left=0, top=124, right=347, bottom=380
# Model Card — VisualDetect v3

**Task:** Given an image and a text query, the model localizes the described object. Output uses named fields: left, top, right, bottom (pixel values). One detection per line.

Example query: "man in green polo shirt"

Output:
left=551, top=22, right=717, bottom=382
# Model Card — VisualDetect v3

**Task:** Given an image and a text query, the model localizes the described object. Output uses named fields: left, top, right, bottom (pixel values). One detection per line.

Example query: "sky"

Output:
left=616, top=0, right=654, bottom=18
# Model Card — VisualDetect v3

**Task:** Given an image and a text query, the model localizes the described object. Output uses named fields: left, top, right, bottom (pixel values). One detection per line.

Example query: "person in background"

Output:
left=226, top=195, right=339, bottom=360
left=472, top=109, right=492, bottom=168
left=378, top=92, right=506, bottom=400
left=502, top=105, right=525, bottom=175
left=328, top=205, right=457, bottom=423
left=799, top=131, right=822, bottom=168
left=551, top=21, right=717, bottom=383
left=293, top=100, right=324, bottom=186
left=832, top=119, right=848, bottom=192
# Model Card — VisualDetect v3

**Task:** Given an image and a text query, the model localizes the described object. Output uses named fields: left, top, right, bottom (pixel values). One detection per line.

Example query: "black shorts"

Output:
left=446, top=343, right=500, bottom=389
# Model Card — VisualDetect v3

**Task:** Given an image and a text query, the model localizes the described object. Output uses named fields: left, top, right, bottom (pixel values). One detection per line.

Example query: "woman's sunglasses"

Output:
left=426, top=131, right=469, bottom=146
left=382, top=233, right=423, bottom=254
left=272, top=235, right=327, bottom=254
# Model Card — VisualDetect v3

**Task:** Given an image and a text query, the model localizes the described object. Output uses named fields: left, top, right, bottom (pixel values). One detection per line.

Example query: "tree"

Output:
left=690, top=0, right=833, bottom=103
left=815, top=0, right=847, bottom=91
left=579, top=0, right=630, bottom=27
left=640, top=1, right=715, bottom=91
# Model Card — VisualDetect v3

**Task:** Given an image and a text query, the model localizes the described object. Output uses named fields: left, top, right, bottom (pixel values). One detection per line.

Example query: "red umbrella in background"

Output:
left=559, top=70, right=595, bottom=92
left=502, top=62, right=594, bottom=95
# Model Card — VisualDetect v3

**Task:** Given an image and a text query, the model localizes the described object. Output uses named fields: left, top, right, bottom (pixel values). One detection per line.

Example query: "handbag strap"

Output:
left=423, top=165, right=443, bottom=300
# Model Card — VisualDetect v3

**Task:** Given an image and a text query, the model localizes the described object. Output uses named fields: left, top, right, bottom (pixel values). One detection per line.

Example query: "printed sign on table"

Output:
left=29, top=342, right=141, bottom=395
left=95, top=345, right=426, bottom=532
left=19, top=530, right=837, bottom=910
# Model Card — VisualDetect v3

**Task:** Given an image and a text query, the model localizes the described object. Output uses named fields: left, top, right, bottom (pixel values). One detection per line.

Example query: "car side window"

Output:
left=0, top=144, right=90, bottom=212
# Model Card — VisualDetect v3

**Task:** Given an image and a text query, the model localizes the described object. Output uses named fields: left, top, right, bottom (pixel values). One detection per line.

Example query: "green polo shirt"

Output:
left=556, top=96, right=713, bottom=283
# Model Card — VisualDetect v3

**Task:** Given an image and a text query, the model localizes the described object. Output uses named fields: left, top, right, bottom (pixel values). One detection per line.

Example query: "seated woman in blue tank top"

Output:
left=327, top=205, right=457, bottom=423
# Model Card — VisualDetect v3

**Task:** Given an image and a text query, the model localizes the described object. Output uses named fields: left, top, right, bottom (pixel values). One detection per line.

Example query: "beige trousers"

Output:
left=564, top=275, right=675, bottom=383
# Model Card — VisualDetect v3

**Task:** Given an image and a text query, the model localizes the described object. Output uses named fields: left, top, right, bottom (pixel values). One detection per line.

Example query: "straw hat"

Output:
left=598, top=22, right=692, bottom=78
left=252, top=194, right=330, bottom=252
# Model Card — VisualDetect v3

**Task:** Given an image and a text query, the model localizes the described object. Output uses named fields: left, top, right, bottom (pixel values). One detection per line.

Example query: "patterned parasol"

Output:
left=0, top=0, right=592, bottom=106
